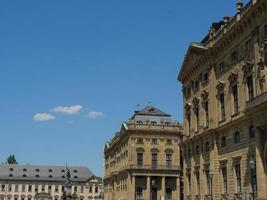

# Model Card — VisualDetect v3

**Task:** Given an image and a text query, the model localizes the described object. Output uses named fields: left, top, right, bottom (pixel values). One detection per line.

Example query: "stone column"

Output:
left=146, top=176, right=151, bottom=200
left=255, top=128, right=267, bottom=199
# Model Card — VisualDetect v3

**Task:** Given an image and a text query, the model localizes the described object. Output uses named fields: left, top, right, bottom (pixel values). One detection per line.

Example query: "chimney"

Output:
left=236, top=0, right=243, bottom=13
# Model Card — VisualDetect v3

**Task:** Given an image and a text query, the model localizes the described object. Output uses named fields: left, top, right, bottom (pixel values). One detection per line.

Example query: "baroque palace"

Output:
left=104, top=105, right=183, bottom=200
left=0, top=164, right=103, bottom=200
left=178, top=0, right=267, bottom=200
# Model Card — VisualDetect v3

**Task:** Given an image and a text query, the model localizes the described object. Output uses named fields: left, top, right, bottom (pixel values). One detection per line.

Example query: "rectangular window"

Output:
left=195, top=107, right=200, bottom=131
left=28, top=185, right=32, bottom=192
left=264, top=25, right=267, bottom=38
left=166, top=139, right=172, bottom=145
left=222, top=167, right=228, bottom=193
left=219, top=93, right=225, bottom=121
left=231, top=51, right=239, bottom=63
left=203, top=72, right=209, bottom=82
left=247, top=75, right=254, bottom=100
left=205, top=170, right=211, bottom=195
left=187, top=113, right=191, bottom=134
left=166, top=154, right=172, bottom=168
left=8, top=185, right=12, bottom=192
left=61, top=186, right=65, bottom=193
left=249, top=125, right=256, bottom=139
left=15, top=185, right=18, bottom=192
left=137, top=153, right=143, bottom=166
left=22, top=185, right=25, bottom=192
left=48, top=185, right=51, bottom=192
left=81, top=186, right=84, bottom=193
left=196, top=171, right=200, bottom=195
left=204, top=101, right=209, bottom=127
left=221, top=136, right=226, bottom=148
left=74, top=186, right=77, bottom=193
left=188, top=173, right=192, bottom=195
left=245, top=39, right=252, bottom=51
left=136, top=187, right=143, bottom=200
left=41, top=185, right=45, bottom=192
left=152, top=153, right=158, bottom=169
left=151, top=138, right=158, bottom=145
left=235, top=164, right=242, bottom=193
left=194, top=80, right=199, bottom=90
left=95, top=186, right=98, bottom=193
left=89, top=186, right=92, bottom=193
left=1, top=185, right=5, bottom=192
left=218, top=62, right=225, bottom=73
left=232, top=84, right=239, bottom=114
left=234, top=131, right=240, bottom=144
left=35, top=185, right=38, bottom=193
left=136, top=138, right=143, bottom=144
left=55, top=185, right=58, bottom=193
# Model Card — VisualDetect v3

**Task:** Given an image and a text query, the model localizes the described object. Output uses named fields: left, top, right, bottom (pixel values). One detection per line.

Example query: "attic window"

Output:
left=136, top=120, right=143, bottom=124
left=9, top=168, right=14, bottom=172
left=22, top=174, right=27, bottom=177
left=35, top=175, right=40, bottom=178
left=35, top=169, right=40, bottom=172
left=74, top=170, right=78, bottom=173
left=23, top=168, right=27, bottom=172
left=62, top=175, right=65, bottom=179
left=74, top=176, right=78, bottom=179
left=61, top=170, right=65, bottom=173
left=9, top=174, right=13, bottom=177
left=48, top=169, right=52, bottom=173
left=151, top=121, right=157, bottom=125
left=148, top=108, right=155, bottom=112
left=49, top=175, right=53, bottom=178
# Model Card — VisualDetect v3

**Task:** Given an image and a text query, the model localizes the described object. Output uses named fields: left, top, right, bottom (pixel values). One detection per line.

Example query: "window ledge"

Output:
left=231, top=112, right=240, bottom=118
left=219, top=119, right=226, bottom=124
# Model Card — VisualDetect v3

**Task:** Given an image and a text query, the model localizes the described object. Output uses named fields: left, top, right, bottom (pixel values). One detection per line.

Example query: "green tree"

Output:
left=6, top=154, right=18, bottom=164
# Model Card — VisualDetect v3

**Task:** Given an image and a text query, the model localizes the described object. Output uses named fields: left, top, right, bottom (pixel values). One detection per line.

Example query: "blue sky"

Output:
left=0, top=0, right=248, bottom=176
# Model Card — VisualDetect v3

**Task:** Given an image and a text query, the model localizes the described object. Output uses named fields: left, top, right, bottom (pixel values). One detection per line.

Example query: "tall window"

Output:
left=89, top=186, right=92, bottom=193
left=264, top=24, right=267, bottom=38
left=221, top=136, right=226, bottom=148
left=41, top=185, right=45, bottom=192
left=235, top=164, right=242, bottom=193
left=152, top=153, right=158, bottom=169
left=81, top=186, right=84, bottom=193
left=74, top=186, right=77, bottom=193
left=136, top=187, right=143, bottom=200
left=204, top=101, right=209, bottom=127
left=95, top=186, right=98, bottom=193
left=196, top=171, right=200, bottom=195
left=205, top=142, right=210, bottom=152
left=186, top=113, right=191, bottom=134
left=234, top=131, right=240, bottom=144
left=245, top=39, right=252, bottom=51
left=231, top=51, right=239, bottom=63
left=8, top=185, right=12, bottom=192
left=205, top=170, right=211, bottom=195
left=219, top=93, right=225, bottom=121
left=1, top=185, right=5, bottom=192
left=166, top=154, right=172, bottom=168
left=222, top=167, right=228, bottom=194
left=196, top=145, right=200, bottom=155
left=15, top=185, right=18, bottom=192
left=48, top=185, right=51, bottom=192
left=137, top=153, right=143, bottom=166
left=188, top=173, right=192, bottom=195
left=22, top=185, right=25, bottom=192
left=247, top=75, right=254, bottom=100
left=249, top=125, right=255, bottom=139
left=232, top=84, right=239, bottom=114
left=55, top=185, right=58, bottom=193
left=195, top=107, right=200, bottom=131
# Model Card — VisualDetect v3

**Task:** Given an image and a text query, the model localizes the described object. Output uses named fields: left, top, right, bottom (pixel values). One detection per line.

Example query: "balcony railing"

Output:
left=129, top=164, right=181, bottom=170
left=246, top=91, right=267, bottom=111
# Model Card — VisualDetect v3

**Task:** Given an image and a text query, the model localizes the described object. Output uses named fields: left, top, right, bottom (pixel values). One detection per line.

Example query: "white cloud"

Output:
left=52, top=105, right=82, bottom=115
left=87, top=111, right=104, bottom=119
left=33, top=113, right=55, bottom=122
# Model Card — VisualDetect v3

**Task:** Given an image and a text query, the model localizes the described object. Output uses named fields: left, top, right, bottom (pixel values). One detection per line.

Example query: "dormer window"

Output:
left=74, top=176, right=78, bottom=179
left=49, top=175, right=53, bottom=178
left=35, top=169, right=40, bottom=172
left=61, top=170, right=65, bottom=173
left=23, top=168, right=27, bottom=172
left=74, top=170, right=78, bottom=173
left=62, top=175, right=65, bottom=179
left=35, top=174, right=40, bottom=178
left=22, top=174, right=27, bottom=177
left=48, top=169, right=52, bottom=173
left=9, top=168, right=13, bottom=172
left=9, top=174, right=13, bottom=177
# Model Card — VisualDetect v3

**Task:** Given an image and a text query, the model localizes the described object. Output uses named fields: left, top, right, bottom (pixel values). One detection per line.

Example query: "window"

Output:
left=232, top=84, right=239, bottom=114
left=137, top=153, right=143, bottom=166
left=205, top=142, right=210, bottom=152
left=195, top=107, right=200, bottom=131
left=234, top=131, right=240, bottom=144
left=48, top=185, right=51, bottom=192
left=166, top=139, right=172, bottom=145
left=264, top=24, right=267, bottom=38
left=89, top=186, right=92, bottom=193
left=136, top=187, right=143, bottom=200
left=151, top=138, right=158, bottom=145
left=205, top=170, right=211, bottom=195
left=188, top=173, right=192, bottom=195
left=22, top=185, right=25, bottom=192
left=188, top=149, right=191, bottom=158
left=166, top=154, right=172, bottom=168
left=8, top=185, right=12, bottom=192
left=222, top=167, right=228, bottom=193
left=151, top=153, right=158, bottom=169
left=23, top=168, right=27, bottom=172
left=204, top=101, right=209, bottom=127
left=136, top=138, right=143, bottom=144
left=55, top=185, right=59, bottom=193
left=235, top=164, right=242, bottom=193
left=249, top=125, right=255, bottom=139
left=48, top=169, right=52, bottom=173
left=15, top=185, right=18, bottom=192
left=245, top=39, right=252, bottom=51
left=196, top=171, right=200, bottom=195
left=74, top=186, right=77, bottom=193
left=231, top=51, right=239, bottom=63
left=35, top=185, right=38, bottom=193
left=61, top=186, right=65, bottom=193
left=81, top=186, right=84, bottom=193
left=196, top=145, right=200, bottom=155
left=218, top=62, right=225, bottom=73
left=219, top=93, right=225, bottom=121
left=73, top=169, right=78, bottom=173
left=41, top=185, right=45, bottom=192
left=28, top=185, right=32, bottom=192
left=203, top=72, right=209, bottom=82
left=95, top=186, right=98, bottom=193
left=194, top=80, right=199, bottom=90
left=187, top=113, right=191, bottom=134
left=35, top=169, right=40, bottom=172
left=247, top=75, right=254, bottom=100
left=221, top=136, right=226, bottom=148
left=1, top=185, right=5, bottom=192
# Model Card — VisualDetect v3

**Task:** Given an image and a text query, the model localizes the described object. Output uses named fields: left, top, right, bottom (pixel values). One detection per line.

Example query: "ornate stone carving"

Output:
left=201, top=90, right=209, bottom=100
left=228, top=72, right=238, bottom=84
left=184, top=103, right=191, bottom=114
left=193, top=97, right=200, bottom=111
left=216, top=81, right=225, bottom=91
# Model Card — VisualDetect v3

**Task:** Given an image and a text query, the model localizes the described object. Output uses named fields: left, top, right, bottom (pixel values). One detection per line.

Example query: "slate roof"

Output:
left=0, top=164, right=94, bottom=182
left=131, top=105, right=172, bottom=123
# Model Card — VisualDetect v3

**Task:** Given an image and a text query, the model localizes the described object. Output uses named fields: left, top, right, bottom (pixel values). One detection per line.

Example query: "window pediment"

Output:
left=165, top=149, right=174, bottom=154
left=150, top=148, right=159, bottom=153
left=136, top=148, right=145, bottom=153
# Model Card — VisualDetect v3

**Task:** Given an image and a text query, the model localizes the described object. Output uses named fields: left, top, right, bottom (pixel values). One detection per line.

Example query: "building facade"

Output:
left=178, top=0, right=267, bottom=199
left=0, top=165, right=103, bottom=200
left=104, top=105, right=183, bottom=200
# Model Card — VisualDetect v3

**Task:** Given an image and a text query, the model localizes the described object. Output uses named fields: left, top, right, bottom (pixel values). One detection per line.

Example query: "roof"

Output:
left=0, top=164, right=94, bottom=182
left=131, top=105, right=172, bottom=123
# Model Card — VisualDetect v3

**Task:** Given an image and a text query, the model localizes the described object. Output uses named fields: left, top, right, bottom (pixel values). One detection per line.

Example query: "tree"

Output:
left=6, top=154, right=18, bottom=164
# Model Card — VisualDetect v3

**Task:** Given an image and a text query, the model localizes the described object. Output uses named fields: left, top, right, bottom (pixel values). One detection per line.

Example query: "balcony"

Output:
left=246, top=91, right=267, bottom=111
left=129, top=164, right=181, bottom=171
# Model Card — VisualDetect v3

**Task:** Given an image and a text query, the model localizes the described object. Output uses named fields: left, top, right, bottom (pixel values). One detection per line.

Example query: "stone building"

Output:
left=0, top=164, right=103, bottom=200
left=104, top=105, right=183, bottom=200
left=178, top=0, right=267, bottom=199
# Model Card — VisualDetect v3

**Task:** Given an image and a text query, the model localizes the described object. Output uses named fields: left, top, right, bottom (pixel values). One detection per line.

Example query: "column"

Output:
left=161, top=177, right=165, bottom=199
left=132, top=176, right=136, bottom=200
left=146, top=176, right=151, bottom=200
left=255, top=128, right=267, bottom=199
